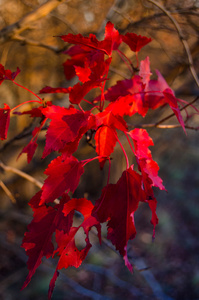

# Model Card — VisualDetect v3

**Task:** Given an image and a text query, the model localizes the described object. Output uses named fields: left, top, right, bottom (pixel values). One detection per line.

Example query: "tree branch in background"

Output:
left=0, top=161, right=43, bottom=189
left=12, top=35, right=67, bottom=53
left=147, top=0, right=199, bottom=88
left=0, top=180, right=16, bottom=203
left=0, top=0, right=69, bottom=49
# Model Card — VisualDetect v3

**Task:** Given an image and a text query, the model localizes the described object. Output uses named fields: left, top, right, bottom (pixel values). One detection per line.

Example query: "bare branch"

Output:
left=127, top=96, right=199, bottom=130
left=128, top=123, right=199, bottom=130
left=0, top=160, right=43, bottom=189
left=0, top=0, right=68, bottom=45
left=0, top=180, right=16, bottom=203
left=155, top=96, right=199, bottom=126
left=147, top=0, right=199, bottom=88
left=12, top=35, right=67, bottom=53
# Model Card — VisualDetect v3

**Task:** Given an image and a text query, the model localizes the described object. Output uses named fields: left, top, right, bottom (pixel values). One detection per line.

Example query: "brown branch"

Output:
left=0, top=180, right=16, bottom=203
left=147, top=0, right=199, bottom=88
left=128, top=96, right=199, bottom=130
left=155, top=96, right=199, bottom=126
left=0, top=120, right=38, bottom=152
left=0, top=160, right=43, bottom=189
left=0, top=0, right=68, bottom=45
left=128, top=124, right=199, bottom=130
left=12, top=35, right=67, bottom=53
left=109, top=66, right=129, bottom=79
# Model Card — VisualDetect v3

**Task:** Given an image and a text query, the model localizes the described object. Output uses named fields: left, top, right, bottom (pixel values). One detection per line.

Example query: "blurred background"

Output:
left=0, top=0, right=199, bottom=299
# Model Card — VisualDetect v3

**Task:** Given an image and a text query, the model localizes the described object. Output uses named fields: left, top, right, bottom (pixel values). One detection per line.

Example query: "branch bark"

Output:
left=0, top=0, right=68, bottom=45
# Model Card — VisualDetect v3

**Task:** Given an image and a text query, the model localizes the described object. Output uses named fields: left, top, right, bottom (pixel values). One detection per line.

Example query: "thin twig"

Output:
left=147, top=0, right=199, bottom=88
left=0, top=180, right=16, bottom=203
left=127, top=96, right=199, bottom=130
left=109, top=66, right=129, bottom=79
left=155, top=96, right=199, bottom=126
left=0, top=161, right=43, bottom=189
left=128, top=124, right=199, bottom=130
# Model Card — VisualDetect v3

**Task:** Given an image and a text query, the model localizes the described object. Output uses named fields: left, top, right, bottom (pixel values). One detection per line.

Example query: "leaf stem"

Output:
left=83, top=98, right=100, bottom=111
left=11, top=100, right=42, bottom=113
left=0, top=160, right=43, bottom=189
left=82, top=156, right=102, bottom=167
left=107, top=157, right=111, bottom=186
left=124, top=132, right=135, bottom=154
left=117, top=49, right=134, bottom=75
left=12, top=80, right=43, bottom=102
left=115, top=134, right=129, bottom=169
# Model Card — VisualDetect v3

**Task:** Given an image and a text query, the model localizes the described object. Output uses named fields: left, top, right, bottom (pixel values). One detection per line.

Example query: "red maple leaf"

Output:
left=0, top=64, right=20, bottom=85
left=128, top=128, right=166, bottom=191
left=69, top=79, right=103, bottom=104
left=95, top=126, right=117, bottom=168
left=140, top=66, right=186, bottom=130
left=60, top=22, right=121, bottom=56
left=93, top=166, right=147, bottom=271
left=21, top=193, right=73, bottom=290
left=39, top=86, right=71, bottom=94
left=163, top=88, right=186, bottom=132
left=74, top=59, right=91, bottom=83
left=63, top=45, right=110, bottom=84
left=40, top=155, right=84, bottom=204
left=63, top=45, right=90, bottom=80
left=96, top=110, right=128, bottom=131
left=42, top=105, right=92, bottom=158
left=18, top=126, right=44, bottom=163
left=19, top=140, right=38, bottom=163
left=48, top=197, right=101, bottom=299
left=139, top=56, right=152, bottom=88
left=94, top=110, right=128, bottom=168
left=121, top=33, right=152, bottom=52
left=0, top=103, right=10, bottom=140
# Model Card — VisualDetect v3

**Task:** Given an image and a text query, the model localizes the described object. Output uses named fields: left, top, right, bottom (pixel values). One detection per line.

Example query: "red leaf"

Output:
left=104, top=21, right=122, bottom=52
left=48, top=198, right=101, bottom=298
left=0, top=64, right=20, bottom=85
left=105, top=93, right=148, bottom=117
left=129, top=128, right=166, bottom=191
left=93, top=166, right=147, bottom=271
left=60, top=33, right=109, bottom=55
left=42, top=105, right=91, bottom=158
left=96, top=110, right=128, bottom=131
left=139, top=56, right=152, bottom=88
left=40, top=86, right=71, bottom=94
left=74, top=59, right=91, bottom=83
left=63, top=40, right=111, bottom=85
left=19, top=140, right=38, bottom=163
left=41, top=155, right=84, bottom=204
left=63, top=46, right=91, bottom=80
left=48, top=270, right=59, bottom=300
left=140, top=158, right=165, bottom=192
left=121, top=33, right=152, bottom=52
left=143, top=69, right=185, bottom=130
left=95, top=126, right=117, bottom=168
left=100, top=78, right=135, bottom=102
left=21, top=194, right=72, bottom=290
left=69, top=80, right=103, bottom=105
left=13, top=102, right=52, bottom=118
left=128, top=128, right=154, bottom=158
left=18, top=126, right=41, bottom=163
left=163, top=89, right=186, bottom=133
left=0, top=103, right=10, bottom=140
left=61, top=22, right=120, bottom=57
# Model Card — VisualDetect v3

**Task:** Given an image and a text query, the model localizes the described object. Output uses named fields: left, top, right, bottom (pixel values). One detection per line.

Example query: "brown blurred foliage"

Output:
left=0, top=0, right=199, bottom=299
